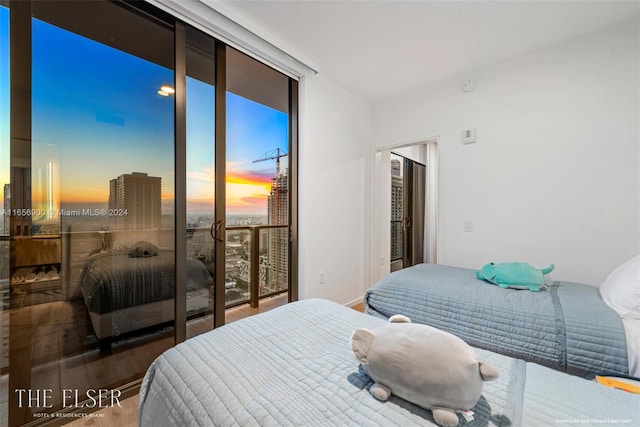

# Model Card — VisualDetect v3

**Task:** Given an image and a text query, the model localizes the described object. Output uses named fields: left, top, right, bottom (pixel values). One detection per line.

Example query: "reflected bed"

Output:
left=80, top=249, right=212, bottom=340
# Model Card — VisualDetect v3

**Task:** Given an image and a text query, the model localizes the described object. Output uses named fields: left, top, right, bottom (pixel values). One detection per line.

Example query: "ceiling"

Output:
left=219, top=0, right=640, bottom=103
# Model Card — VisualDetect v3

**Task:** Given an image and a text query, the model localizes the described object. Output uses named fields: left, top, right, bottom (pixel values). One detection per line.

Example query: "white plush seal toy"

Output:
left=351, top=315, right=499, bottom=427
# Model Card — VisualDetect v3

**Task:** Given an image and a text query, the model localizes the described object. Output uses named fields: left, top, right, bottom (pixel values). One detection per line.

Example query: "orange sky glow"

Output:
left=33, top=163, right=275, bottom=216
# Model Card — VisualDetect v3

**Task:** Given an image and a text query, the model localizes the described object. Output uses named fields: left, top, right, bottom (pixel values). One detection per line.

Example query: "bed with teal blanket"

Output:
left=138, top=299, right=639, bottom=426
left=364, top=263, right=630, bottom=377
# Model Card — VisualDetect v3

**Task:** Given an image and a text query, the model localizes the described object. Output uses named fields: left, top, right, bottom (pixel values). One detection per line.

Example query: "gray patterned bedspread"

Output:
left=364, top=263, right=629, bottom=377
left=138, top=299, right=639, bottom=426
left=80, top=250, right=212, bottom=314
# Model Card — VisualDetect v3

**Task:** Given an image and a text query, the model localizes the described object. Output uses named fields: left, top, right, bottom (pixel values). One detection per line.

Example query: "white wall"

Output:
left=372, top=20, right=640, bottom=285
left=391, top=145, right=426, bottom=164
left=298, top=73, right=373, bottom=304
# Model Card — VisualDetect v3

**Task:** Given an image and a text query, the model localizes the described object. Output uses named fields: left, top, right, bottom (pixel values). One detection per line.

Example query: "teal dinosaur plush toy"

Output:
left=476, top=262, right=554, bottom=291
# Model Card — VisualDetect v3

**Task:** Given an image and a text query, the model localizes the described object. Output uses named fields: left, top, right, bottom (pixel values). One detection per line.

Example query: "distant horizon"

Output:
left=0, top=197, right=272, bottom=217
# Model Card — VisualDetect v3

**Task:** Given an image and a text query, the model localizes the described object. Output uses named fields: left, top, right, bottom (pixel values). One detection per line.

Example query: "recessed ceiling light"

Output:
left=160, top=85, right=175, bottom=94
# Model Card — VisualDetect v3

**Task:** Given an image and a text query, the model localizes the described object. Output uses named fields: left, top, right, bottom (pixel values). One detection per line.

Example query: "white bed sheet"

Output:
left=622, top=317, right=640, bottom=377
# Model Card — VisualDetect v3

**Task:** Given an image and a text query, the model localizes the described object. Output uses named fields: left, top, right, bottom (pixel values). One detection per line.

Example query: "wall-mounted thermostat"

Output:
left=462, top=128, right=476, bottom=144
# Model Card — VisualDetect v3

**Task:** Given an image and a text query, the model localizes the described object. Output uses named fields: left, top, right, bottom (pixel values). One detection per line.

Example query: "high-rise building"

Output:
left=268, top=170, right=288, bottom=226
left=391, top=159, right=403, bottom=262
left=265, top=170, right=288, bottom=293
left=108, top=172, right=161, bottom=230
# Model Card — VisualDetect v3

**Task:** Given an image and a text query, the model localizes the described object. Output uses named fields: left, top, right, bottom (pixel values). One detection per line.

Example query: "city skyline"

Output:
left=0, top=8, right=288, bottom=218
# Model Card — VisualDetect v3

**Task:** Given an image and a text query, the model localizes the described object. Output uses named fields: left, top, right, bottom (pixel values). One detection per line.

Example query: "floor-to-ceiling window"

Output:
left=225, top=47, right=291, bottom=308
left=0, top=1, right=297, bottom=425
left=1, top=4, right=10, bottom=424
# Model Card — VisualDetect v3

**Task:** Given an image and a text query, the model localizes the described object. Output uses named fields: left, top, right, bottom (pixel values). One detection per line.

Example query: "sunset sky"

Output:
left=0, top=7, right=8, bottom=194
left=0, top=9, right=288, bottom=217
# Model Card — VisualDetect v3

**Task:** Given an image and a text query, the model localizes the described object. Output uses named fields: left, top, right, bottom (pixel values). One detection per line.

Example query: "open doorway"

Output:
left=390, top=153, right=426, bottom=272
left=372, top=138, right=438, bottom=283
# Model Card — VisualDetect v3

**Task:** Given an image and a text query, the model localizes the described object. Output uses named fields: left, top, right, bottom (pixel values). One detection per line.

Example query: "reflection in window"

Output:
left=185, top=60, right=216, bottom=337
left=2, top=2, right=298, bottom=422
left=1, top=6, right=9, bottom=427
left=0, top=6, right=8, bottom=239
left=6, top=9, right=180, bottom=420
left=31, top=18, right=175, bottom=235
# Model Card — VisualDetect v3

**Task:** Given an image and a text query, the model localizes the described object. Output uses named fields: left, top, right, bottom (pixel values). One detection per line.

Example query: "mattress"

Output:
left=621, top=317, right=640, bottom=377
left=138, top=299, right=640, bottom=426
left=364, top=263, right=629, bottom=377
left=80, top=250, right=212, bottom=314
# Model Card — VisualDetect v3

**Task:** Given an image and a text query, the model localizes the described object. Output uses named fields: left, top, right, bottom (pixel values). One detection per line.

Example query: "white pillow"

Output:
left=599, top=254, right=640, bottom=319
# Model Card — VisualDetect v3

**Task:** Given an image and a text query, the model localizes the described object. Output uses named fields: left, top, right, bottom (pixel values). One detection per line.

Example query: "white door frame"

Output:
left=370, top=137, right=438, bottom=285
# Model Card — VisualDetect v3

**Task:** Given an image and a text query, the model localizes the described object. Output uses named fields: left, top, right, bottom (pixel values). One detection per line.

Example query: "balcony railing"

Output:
left=187, top=224, right=289, bottom=309
left=1, top=223, right=287, bottom=310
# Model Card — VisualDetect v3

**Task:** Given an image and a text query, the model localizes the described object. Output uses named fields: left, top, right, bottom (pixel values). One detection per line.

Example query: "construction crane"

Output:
left=253, top=148, right=288, bottom=176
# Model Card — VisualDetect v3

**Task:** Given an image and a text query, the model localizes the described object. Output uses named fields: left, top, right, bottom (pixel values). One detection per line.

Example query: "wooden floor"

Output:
left=66, top=299, right=365, bottom=427
left=65, top=394, right=139, bottom=427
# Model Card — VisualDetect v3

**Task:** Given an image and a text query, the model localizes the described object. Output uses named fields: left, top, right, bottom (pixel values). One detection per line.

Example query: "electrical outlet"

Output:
left=319, top=271, right=324, bottom=284
left=464, top=220, right=474, bottom=232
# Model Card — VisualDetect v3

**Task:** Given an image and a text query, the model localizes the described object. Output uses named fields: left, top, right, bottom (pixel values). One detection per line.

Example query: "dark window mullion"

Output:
left=8, top=4, right=34, bottom=425
left=174, top=21, right=187, bottom=345
left=288, top=79, right=299, bottom=303
left=214, top=41, right=226, bottom=328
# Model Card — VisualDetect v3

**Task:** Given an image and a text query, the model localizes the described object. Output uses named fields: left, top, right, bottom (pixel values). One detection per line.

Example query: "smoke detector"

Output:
left=461, top=79, right=477, bottom=93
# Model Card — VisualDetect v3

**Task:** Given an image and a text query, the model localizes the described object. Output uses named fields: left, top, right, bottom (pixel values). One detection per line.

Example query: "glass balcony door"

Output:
left=0, top=1, right=298, bottom=424
left=185, top=26, right=217, bottom=338
left=224, top=48, right=292, bottom=310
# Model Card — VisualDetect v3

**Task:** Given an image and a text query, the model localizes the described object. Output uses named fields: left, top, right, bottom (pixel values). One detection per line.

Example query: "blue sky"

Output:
left=0, top=8, right=288, bottom=216
left=30, top=16, right=175, bottom=205
left=0, top=6, right=9, bottom=191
